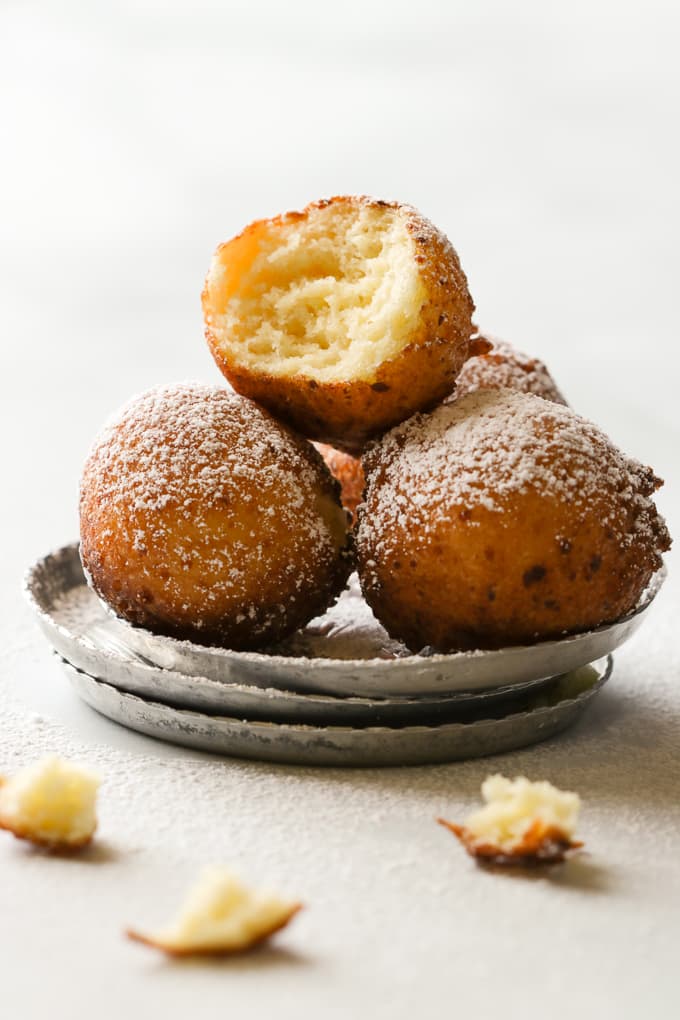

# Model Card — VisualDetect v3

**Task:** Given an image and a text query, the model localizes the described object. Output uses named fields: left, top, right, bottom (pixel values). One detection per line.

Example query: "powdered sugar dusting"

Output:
left=52, top=572, right=410, bottom=662
left=451, top=336, right=567, bottom=404
left=359, top=388, right=669, bottom=552
left=79, top=383, right=350, bottom=645
left=86, top=383, right=325, bottom=520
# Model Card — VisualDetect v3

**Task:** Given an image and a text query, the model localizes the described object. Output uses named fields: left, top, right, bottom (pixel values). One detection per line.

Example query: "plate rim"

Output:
left=24, top=541, right=667, bottom=672
left=56, top=653, right=613, bottom=736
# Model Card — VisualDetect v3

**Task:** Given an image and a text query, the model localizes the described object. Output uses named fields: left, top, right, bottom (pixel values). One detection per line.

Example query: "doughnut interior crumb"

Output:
left=0, top=756, right=100, bottom=849
left=205, top=199, right=427, bottom=383
left=126, top=868, right=302, bottom=956
left=438, top=775, right=582, bottom=865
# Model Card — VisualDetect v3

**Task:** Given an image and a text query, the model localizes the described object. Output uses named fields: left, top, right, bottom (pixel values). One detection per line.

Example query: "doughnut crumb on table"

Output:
left=202, top=195, right=476, bottom=452
left=437, top=775, right=582, bottom=865
left=79, top=383, right=353, bottom=650
left=0, top=756, right=100, bottom=851
left=357, top=388, right=670, bottom=652
left=126, top=868, right=302, bottom=957
left=450, top=335, right=567, bottom=404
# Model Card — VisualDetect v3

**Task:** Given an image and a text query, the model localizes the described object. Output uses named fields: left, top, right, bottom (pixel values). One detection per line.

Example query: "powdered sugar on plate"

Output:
left=274, top=575, right=409, bottom=660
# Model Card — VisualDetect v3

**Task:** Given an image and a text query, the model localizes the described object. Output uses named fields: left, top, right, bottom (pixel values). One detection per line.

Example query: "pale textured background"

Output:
left=1, top=1, right=678, bottom=1017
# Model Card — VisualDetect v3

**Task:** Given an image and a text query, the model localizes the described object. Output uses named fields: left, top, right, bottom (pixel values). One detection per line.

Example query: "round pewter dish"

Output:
left=56, top=655, right=612, bottom=767
left=25, top=543, right=664, bottom=701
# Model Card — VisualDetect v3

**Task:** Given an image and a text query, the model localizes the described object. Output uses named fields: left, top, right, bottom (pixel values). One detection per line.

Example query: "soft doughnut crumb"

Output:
left=0, top=756, right=100, bottom=850
left=437, top=775, right=582, bottom=865
left=126, top=868, right=302, bottom=956
left=203, top=196, right=475, bottom=451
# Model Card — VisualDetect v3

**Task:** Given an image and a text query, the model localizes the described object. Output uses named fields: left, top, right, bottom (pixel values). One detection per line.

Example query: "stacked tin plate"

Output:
left=24, top=544, right=664, bottom=766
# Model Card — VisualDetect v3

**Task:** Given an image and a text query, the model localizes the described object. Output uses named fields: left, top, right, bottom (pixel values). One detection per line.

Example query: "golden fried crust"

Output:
left=80, top=384, right=353, bottom=650
left=357, top=390, right=670, bottom=651
left=203, top=196, right=475, bottom=454
left=437, top=818, right=582, bottom=866
left=313, top=443, right=365, bottom=521
left=359, top=490, right=666, bottom=651
left=451, top=335, right=567, bottom=405
left=125, top=903, right=302, bottom=957
left=217, top=340, right=465, bottom=455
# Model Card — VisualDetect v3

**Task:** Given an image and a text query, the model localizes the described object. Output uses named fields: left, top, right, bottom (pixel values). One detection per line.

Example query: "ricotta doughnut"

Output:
left=357, top=389, right=670, bottom=652
left=313, top=443, right=365, bottom=522
left=450, top=336, right=567, bottom=404
left=80, top=384, right=352, bottom=649
left=202, top=196, right=475, bottom=453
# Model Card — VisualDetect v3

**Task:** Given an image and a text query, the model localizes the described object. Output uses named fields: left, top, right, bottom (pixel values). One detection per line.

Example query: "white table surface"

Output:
left=1, top=2, right=678, bottom=1017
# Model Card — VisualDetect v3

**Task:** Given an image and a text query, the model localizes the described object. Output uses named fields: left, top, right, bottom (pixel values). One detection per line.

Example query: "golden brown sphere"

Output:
left=450, top=336, right=567, bottom=404
left=357, top=388, right=670, bottom=652
left=202, top=195, right=475, bottom=453
left=80, top=384, right=352, bottom=649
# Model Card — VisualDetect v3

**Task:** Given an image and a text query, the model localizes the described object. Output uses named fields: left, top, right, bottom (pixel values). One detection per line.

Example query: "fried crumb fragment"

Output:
left=126, top=868, right=302, bottom=956
left=0, top=756, right=100, bottom=850
left=437, top=775, right=582, bottom=865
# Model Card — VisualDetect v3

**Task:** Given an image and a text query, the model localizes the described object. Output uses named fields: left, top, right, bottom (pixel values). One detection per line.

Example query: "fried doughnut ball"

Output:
left=80, top=384, right=352, bottom=650
left=450, top=336, right=567, bottom=405
left=202, top=195, right=475, bottom=453
left=313, top=443, right=365, bottom=522
left=357, top=389, right=670, bottom=651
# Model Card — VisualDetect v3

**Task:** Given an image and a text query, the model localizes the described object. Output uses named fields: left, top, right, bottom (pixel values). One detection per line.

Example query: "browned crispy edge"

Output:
left=202, top=196, right=475, bottom=454
left=125, top=902, right=303, bottom=957
left=437, top=817, right=583, bottom=866
left=0, top=813, right=96, bottom=852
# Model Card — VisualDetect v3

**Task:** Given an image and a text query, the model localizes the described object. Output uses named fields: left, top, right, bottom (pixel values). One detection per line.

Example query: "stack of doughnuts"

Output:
left=80, top=195, right=671, bottom=653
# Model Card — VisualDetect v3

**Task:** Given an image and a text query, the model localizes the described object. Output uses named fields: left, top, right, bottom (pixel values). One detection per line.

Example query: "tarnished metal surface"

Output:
left=25, top=543, right=663, bottom=702
left=56, top=655, right=613, bottom=767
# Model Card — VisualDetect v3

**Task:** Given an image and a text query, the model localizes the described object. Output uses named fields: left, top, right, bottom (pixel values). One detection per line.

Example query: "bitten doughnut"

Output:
left=202, top=196, right=475, bottom=453
left=357, top=388, right=670, bottom=652
left=451, top=335, right=567, bottom=404
left=80, top=384, right=352, bottom=649
left=313, top=443, right=365, bottom=522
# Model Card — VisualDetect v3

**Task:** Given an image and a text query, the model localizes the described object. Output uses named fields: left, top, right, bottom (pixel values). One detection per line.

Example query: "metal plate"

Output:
left=43, top=629, right=571, bottom=727
left=25, top=544, right=664, bottom=702
left=27, top=544, right=574, bottom=724
left=56, top=655, right=613, bottom=767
